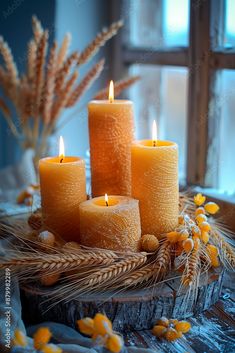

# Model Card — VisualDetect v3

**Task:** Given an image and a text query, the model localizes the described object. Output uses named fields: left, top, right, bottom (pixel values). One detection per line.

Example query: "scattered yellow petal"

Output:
left=204, top=202, right=220, bottom=215
left=33, top=327, right=52, bottom=350
left=156, top=317, right=169, bottom=327
left=165, top=327, right=180, bottom=341
left=199, top=221, right=211, bottom=232
left=195, top=207, right=206, bottom=216
left=93, top=313, right=112, bottom=336
left=194, top=193, right=206, bottom=206
left=41, top=343, right=62, bottom=353
left=13, top=329, right=27, bottom=347
left=106, top=333, right=123, bottom=353
left=152, top=325, right=167, bottom=338
left=175, top=321, right=191, bottom=333
left=166, top=231, right=179, bottom=243
left=77, top=317, right=94, bottom=336
left=183, top=238, right=194, bottom=253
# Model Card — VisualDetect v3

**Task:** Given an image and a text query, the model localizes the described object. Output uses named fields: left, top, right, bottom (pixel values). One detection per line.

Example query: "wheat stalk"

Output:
left=77, top=20, right=123, bottom=65
left=56, top=33, right=71, bottom=68
left=94, top=76, right=140, bottom=100
left=0, top=97, right=20, bottom=138
left=42, top=41, right=57, bottom=125
left=32, top=15, right=43, bottom=43
left=55, top=51, right=79, bottom=94
left=212, top=230, right=235, bottom=270
left=0, top=36, right=18, bottom=86
left=27, top=39, right=37, bottom=82
left=66, top=58, right=105, bottom=107
left=182, top=247, right=200, bottom=286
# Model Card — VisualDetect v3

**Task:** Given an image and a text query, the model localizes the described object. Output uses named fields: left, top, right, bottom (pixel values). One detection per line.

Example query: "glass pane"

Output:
left=124, top=0, right=189, bottom=48
left=129, top=64, right=188, bottom=183
left=217, top=70, right=235, bottom=195
left=224, top=0, right=235, bottom=48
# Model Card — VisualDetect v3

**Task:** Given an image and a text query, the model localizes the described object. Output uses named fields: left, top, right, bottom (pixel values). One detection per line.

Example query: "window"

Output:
left=111, top=0, right=235, bottom=198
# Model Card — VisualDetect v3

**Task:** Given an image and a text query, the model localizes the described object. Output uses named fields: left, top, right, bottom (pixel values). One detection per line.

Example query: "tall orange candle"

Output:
left=131, top=121, right=179, bottom=237
left=88, top=81, right=134, bottom=197
left=79, top=194, right=141, bottom=251
left=39, top=136, right=87, bottom=241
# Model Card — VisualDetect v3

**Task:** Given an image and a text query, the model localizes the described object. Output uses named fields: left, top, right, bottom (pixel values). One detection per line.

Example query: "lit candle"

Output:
left=131, top=121, right=179, bottom=237
left=79, top=194, right=141, bottom=251
left=39, top=136, right=87, bottom=241
left=88, top=81, right=134, bottom=197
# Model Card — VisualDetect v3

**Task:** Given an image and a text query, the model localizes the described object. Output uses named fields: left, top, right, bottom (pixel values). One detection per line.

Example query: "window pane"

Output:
left=224, top=0, right=235, bottom=48
left=128, top=64, right=188, bottom=183
left=124, top=0, right=189, bottom=48
left=217, top=70, right=235, bottom=195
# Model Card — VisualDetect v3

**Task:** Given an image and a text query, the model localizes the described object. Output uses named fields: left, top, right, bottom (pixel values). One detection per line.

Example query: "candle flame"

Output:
left=152, top=120, right=157, bottom=147
left=105, top=193, right=109, bottom=206
left=109, top=80, right=114, bottom=103
left=59, top=136, right=65, bottom=163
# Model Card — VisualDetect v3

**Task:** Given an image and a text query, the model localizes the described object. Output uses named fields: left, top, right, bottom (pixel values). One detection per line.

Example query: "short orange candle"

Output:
left=131, top=121, right=179, bottom=237
left=79, top=194, right=141, bottom=251
left=39, top=137, right=87, bottom=241
left=88, top=81, right=134, bottom=197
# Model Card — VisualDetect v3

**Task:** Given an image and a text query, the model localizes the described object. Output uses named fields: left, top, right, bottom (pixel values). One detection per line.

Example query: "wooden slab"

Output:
left=21, top=269, right=224, bottom=332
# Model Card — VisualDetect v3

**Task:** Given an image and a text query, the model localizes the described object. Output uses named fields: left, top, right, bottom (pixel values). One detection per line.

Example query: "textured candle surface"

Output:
left=88, top=100, right=134, bottom=197
left=131, top=140, right=179, bottom=237
left=39, top=156, right=87, bottom=242
left=79, top=195, right=141, bottom=251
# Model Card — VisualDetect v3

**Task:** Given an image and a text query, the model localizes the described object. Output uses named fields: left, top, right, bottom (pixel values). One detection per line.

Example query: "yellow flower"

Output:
left=41, top=343, right=62, bottom=353
left=195, top=214, right=207, bottom=225
left=106, top=333, right=123, bottom=353
left=156, top=317, right=169, bottom=327
left=183, top=238, right=194, bottom=253
left=194, top=193, right=206, bottom=206
left=93, top=313, right=112, bottom=336
left=165, top=327, right=181, bottom=341
left=204, top=202, right=220, bottom=215
left=13, top=329, right=27, bottom=347
left=152, top=325, right=167, bottom=337
left=195, top=207, right=206, bottom=216
left=199, top=221, right=211, bottom=232
left=33, top=327, right=52, bottom=350
left=77, top=317, right=94, bottom=336
left=201, top=231, right=210, bottom=244
left=152, top=317, right=191, bottom=341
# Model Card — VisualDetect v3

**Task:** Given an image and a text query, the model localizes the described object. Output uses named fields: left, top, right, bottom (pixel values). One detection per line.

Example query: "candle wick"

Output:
left=60, top=158, right=63, bottom=163
left=153, top=140, right=156, bottom=147
left=105, top=200, right=109, bottom=207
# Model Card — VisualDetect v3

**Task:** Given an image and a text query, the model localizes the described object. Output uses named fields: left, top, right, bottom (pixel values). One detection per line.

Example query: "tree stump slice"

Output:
left=22, top=268, right=224, bottom=332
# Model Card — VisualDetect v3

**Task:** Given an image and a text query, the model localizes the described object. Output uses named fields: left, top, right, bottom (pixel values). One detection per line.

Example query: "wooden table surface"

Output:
left=123, top=273, right=235, bottom=353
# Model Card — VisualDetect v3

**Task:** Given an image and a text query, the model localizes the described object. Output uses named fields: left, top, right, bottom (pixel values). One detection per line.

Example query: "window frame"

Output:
left=110, top=0, right=235, bottom=190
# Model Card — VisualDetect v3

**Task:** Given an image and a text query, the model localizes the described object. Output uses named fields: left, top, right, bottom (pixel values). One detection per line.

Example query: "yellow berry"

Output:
left=183, top=238, right=194, bottom=253
left=41, top=344, right=62, bottom=353
left=40, top=273, right=60, bottom=286
left=166, top=231, right=179, bottom=243
left=194, top=193, right=206, bottom=206
left=199, top=221, right=211, bottom=232
left=93, top=313, right=112, bottom=336
left=13, top=329, right=27, bottom=347
left=34, top=327, right=52, bottom=350
left=178, top=230, right=189, bottom=241
left=201, top=231, right=209, bottom=244
left=204, top=202, right=220, bottom=215
left=156, top=317, right=169, bottom=327
left=192, top=225, right=201, bottom=237
left=38, top=231, right=55, bottom=246
left=77, top=317, right=94, bottom=336
left=165, top=328, right=180, bottom=341
left=106, top=334, right=123, bottom=353
left=195, top=207, right=206, bottom=216
left=152, top=325, right=167, bottom=337
left=141, top=234, right=159, bottom=252
left=175, top=321, right=191, bottom=333
left=178, top=215, right=185, bottom=225
left=195, top=214, right=207, bottom=225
